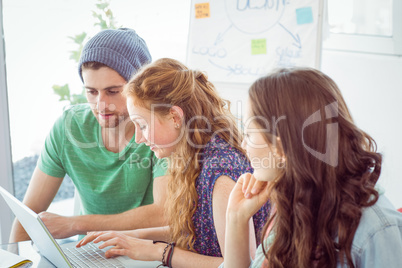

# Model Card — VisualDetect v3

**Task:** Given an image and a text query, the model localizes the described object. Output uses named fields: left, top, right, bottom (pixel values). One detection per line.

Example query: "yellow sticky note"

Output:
left=195, top=3, right=210, bottom=19
left=251, top=39, right=267, bottom=55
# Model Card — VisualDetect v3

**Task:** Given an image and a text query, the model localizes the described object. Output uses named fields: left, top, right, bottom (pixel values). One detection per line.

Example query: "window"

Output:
left=3, top=0, right=80, bottom=210
left=0, top=6, right=14, bottom=243
left=323, top=0, right=402, bottom=55
left=1, top=0, right=189, bottom=242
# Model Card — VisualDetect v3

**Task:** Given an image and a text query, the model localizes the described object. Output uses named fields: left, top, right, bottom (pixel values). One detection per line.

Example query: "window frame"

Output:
left=0, top=0, right=15, bottom=244
left=323, top=0, right=402, bottom=56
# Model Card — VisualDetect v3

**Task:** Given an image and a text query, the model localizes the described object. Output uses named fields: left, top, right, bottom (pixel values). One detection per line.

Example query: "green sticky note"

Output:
left=251, top=39, right=267, bottom=55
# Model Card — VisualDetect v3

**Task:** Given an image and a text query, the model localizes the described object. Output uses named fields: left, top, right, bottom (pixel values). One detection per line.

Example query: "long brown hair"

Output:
left=124, top=58, right=243, bottom=251
left=249, top=68, right=381, bottom=268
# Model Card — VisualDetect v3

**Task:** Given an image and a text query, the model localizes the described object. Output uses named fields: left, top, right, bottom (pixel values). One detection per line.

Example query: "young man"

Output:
left=10, top=28, right=168, bottom=242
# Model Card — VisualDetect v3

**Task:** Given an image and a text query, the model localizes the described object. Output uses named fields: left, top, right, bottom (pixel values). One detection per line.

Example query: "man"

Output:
left=10, top=28, right=168, bottom=242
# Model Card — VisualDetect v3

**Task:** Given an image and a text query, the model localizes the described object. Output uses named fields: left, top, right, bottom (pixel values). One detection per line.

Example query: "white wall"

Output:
left=214, top=51, right=402, bottom=208
left=321, top=51, right=402, bottom=207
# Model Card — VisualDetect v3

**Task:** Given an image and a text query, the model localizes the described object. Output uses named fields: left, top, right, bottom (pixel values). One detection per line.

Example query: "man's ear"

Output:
left=170, top=106, right=184, bottom=125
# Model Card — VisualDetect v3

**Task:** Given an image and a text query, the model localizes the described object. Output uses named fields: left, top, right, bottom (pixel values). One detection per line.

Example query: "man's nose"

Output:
left=96, top=92, right=109, bottom=111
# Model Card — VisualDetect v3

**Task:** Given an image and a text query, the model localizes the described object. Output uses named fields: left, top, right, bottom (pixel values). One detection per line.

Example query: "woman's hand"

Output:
left=76, top=230, right=138, bottom=248
left=223, top=173, right=270, bottom=268
left=227, top=173, right=270, bottom=222
left=76, top=231, right=163, bottom=261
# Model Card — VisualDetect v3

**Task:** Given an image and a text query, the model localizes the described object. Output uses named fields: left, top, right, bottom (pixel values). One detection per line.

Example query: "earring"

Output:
left=278, top=156, right=286, bottom=169
left=175, top=123, right=180, bottom=129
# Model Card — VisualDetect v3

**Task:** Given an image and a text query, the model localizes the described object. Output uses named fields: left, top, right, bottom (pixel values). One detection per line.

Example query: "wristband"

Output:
left=154, top=241, right=169, bottom=267
left=167, top=242, right=176, bottom=268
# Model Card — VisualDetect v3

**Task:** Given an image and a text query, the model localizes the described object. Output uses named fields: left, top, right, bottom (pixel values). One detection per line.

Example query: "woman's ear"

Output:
left=170, top=106, right=184, bottom=128
left=273, top=136, right=284, bottom=156
left=274, top=136, right=286, bottom=164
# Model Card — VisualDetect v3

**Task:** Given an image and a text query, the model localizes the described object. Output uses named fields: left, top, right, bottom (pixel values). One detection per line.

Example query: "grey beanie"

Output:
left=78, top=28, right=152, bottom=82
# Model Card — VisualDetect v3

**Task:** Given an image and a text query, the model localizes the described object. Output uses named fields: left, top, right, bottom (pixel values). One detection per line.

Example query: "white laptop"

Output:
left=0, top=186, right=162, bottom=268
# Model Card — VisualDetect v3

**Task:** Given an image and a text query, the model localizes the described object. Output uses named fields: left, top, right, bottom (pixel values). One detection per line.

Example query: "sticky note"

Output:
left=195, top=3, right=210, bottom=19
left=251, top=39, right=267, bottom=55
left=296, top=7, right=313, bottom=25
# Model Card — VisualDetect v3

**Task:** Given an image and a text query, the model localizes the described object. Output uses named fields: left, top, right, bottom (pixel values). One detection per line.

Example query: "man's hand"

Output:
left=39, top=212, right=78, bottom=239
left=9, top=167, right=64, bottom=243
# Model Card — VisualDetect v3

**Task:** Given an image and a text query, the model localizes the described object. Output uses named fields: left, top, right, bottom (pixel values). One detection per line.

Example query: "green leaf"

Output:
left=75, top=32, right=87, bottom=44
left=71, top=93, right=87, bottom=105
left=92, top=11, right=103, bottom=21
left=100, top=21, right=108, bottom=29
left=52, top=84, right=71, bottom=101
left=68, top=32, right=87, bottom=45
left=96, top=3, right=109, bottom=10
left=69, top=50, right=81, bottom=62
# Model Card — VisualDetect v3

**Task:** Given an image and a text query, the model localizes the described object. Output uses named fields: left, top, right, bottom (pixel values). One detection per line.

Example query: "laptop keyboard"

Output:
left=64, top=243, right=125, bottom=268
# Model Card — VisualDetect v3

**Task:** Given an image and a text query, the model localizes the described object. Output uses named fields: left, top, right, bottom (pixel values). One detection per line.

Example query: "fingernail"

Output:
left=245, top=193, right=252, bottom=199
left=251, top=188, right=257, bottom=194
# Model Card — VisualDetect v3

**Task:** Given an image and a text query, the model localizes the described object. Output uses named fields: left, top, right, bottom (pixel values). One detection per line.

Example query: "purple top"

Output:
left=192, top=135, right=270, bottom=257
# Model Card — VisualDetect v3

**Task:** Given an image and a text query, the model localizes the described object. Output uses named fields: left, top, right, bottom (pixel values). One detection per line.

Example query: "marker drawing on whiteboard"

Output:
left=276, top=46, right=301, bottom=67
left=225, top=0, right=286, bottom=34
left=278, top=22, right=301, bottom=49
left=214, top=24, right=233, bottom=46
left=236, top=0, right=287, bottom=11
left=192, top=46, right=227, bottom=58
left=208, top=59, right=266, bottom=77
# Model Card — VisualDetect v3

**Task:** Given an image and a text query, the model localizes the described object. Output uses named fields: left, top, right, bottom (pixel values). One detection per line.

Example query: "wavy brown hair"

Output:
left=124, top=58, right=243, bottom=251
left=249, top=68, right=381, bottom=268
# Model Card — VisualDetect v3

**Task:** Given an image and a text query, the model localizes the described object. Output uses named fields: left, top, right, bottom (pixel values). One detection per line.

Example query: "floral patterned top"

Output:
left=192, top=135, right=271, bottom=257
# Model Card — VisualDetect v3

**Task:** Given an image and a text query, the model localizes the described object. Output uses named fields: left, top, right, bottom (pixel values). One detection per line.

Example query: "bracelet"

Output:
left=156, top=243, right=170, bottom=267
left=154, top=241, right=175, bottom=268
left=166, top=242, right=176, bottom=268
left=153, top=240, right=168, bottom=244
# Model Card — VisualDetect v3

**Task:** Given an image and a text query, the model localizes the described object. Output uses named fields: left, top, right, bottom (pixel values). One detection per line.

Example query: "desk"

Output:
left=1, top=240, right=63, bottom=267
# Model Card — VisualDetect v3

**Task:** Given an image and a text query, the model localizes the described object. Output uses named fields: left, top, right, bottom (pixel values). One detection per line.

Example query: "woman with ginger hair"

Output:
left=221, top=68, right=402, bottom=268
left=77, top=58, right=270, bottom=267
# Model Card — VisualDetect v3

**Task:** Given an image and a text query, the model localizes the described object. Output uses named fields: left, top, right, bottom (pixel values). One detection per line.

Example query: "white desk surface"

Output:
left=1, top=240, right=56, bottom=267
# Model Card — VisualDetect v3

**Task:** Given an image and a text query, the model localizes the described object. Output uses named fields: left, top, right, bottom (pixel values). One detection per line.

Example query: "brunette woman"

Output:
left=223, top=67, right=402, bottom=268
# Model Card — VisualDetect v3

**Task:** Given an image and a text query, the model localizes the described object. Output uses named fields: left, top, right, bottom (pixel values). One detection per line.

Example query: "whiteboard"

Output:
left=186, top=0, right=324, bottom=84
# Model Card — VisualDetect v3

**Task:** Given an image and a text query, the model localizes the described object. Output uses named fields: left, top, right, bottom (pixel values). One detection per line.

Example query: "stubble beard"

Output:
left=97, top=111, right=129, bottom=129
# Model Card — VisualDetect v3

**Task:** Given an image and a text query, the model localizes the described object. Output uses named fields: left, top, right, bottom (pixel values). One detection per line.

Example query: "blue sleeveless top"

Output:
left=192, top=135, right=270, bottom=256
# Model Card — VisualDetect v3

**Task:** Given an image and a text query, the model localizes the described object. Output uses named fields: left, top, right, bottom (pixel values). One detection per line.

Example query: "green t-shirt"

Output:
left=38, top=104, right=166, bottom=215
